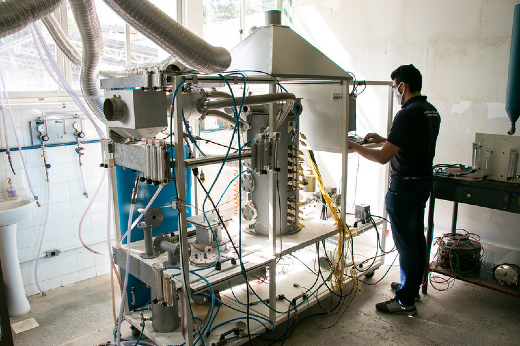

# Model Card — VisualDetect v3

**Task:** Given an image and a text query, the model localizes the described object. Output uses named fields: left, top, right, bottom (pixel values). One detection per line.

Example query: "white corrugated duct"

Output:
left=68, top=0, right=105, bottom=120
left=0, top=0, right=63, bottom=39
left=101, top=0, right=231, bottom=74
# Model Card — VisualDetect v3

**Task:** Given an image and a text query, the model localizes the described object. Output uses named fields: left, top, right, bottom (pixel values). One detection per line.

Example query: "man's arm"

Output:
left=348, top=140, right=400, bottom=165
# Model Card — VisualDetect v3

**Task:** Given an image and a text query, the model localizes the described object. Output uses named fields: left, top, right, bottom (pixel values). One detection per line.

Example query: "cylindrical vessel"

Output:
left=506, top=4, right=520, bottom=134
left=151, top=286, right=180, bottom=332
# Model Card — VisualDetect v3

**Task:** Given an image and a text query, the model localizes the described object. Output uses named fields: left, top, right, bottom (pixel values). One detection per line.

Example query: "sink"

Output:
left=0, top=195, right=36, bottom=226
left=0, top=195, right=36, bottom=316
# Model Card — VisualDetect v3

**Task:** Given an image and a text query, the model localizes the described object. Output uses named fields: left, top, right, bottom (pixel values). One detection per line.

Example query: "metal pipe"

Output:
left=69, top=0, right=105, bottom=120
left=102, top=0, right=231, bottom=74
left=206, top=110, right=245, bottom=128
left=143, top=227, right=154, bottom=257
left=206, top=92, right=296, bottom=110
left=42, top=14, right=82, bottom=66
left=0, top=0, right=62, bottom=39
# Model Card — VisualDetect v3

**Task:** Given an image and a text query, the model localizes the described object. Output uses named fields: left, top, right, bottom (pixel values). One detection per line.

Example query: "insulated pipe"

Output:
left=205, top=93, right=296, bottom=110
left=41, top=15, right=82, bottom=66
left=0, top=0, right=62, bottom=39
left=69, top=0, right=105, bottom=120
left=101, top=0, right=231, bottom=73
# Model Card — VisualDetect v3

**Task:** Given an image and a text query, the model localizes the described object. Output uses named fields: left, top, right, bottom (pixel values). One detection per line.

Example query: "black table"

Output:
left=422, top=174, right=520, bottom=294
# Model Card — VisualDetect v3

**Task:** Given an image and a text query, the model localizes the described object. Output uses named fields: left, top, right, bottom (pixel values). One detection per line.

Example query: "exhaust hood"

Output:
left=229, top=25, right=352, bottom=81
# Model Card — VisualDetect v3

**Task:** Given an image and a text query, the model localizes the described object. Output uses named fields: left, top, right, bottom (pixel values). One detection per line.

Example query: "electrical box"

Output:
left=103, top=89, right=168, bottom=139
left=355, top=204, right=371, bottom=224
left=472, top=133, right=520, bottom=182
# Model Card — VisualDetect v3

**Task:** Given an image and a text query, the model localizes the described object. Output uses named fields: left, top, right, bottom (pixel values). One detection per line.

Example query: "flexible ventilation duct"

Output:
left=69, top=0, right=105, bottom=120
left=101, top=0, right=231, bottom=74
left=99, top=56, right=187, bottom=78
left=0, top=0, right=62, bottom=39
left=42, top=15, right=81, bottom=66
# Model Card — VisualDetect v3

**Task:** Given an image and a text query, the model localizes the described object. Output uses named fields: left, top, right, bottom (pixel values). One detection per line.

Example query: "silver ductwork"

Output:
left=205, top=110, right=245, bottom=129
left=69, top=0, right=105, bottom=120
left=101, top=0, right=231, bottom=74
left=99, top=56, right=188, bottom=78
left=0, top=0, right=62, bottom=39
left=42, top=15, right=81, bottom=66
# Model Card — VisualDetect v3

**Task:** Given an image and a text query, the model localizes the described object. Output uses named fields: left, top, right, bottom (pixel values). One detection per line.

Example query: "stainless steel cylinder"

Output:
left=151, top=286, right=180, bottom=332
left=265, top=10, right=282, bottom=26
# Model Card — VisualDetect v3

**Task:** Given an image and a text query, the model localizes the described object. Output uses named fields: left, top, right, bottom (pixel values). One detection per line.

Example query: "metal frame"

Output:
left=111, top=74, right=394, bottom=346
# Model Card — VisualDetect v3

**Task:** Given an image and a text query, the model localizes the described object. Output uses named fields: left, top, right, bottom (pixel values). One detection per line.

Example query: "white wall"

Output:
left=290, top=0, right=520, bottom=250
left=0, top=102, right=111, bottom=296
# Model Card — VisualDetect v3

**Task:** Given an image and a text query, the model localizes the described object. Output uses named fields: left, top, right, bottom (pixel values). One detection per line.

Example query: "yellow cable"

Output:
left=306, top=150, right=358, bottom=290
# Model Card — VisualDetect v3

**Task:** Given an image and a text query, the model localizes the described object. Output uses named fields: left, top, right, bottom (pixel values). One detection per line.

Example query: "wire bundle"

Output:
left=306, top=150, right=354, bottom=291
left=429, top=231, right=482, bottom=291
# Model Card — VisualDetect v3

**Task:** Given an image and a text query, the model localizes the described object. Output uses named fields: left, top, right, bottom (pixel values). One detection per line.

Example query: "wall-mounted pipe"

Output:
left=0, top=0, right=62, bottom=39
left=101, top=0, right=231, bottom=74
left=41, top=15, right=82, bottom=66
left=69, top=0, right=105, bottom=120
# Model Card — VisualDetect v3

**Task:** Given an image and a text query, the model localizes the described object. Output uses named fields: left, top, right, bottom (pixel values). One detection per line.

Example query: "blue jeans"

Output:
left=385, top=178, right=432, bottom=306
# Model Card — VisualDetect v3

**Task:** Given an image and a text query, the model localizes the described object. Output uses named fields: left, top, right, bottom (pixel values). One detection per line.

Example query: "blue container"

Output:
left=116, top=147, right=193, bottom=309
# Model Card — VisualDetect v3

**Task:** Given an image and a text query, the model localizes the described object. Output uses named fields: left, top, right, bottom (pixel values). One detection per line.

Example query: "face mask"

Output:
left=394, top=82, right=404, bottom=105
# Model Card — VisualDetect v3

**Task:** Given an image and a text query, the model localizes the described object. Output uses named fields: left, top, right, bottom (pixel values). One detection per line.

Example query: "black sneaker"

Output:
left=390, top=282, right=421, bottom=302
left=375, top=298, right=417, bottom=315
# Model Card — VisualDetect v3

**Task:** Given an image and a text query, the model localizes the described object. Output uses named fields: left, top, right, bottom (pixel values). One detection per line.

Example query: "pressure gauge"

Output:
left=37, top=124, right=45, bottom=133
left=73, top=122, right=81, bottom=130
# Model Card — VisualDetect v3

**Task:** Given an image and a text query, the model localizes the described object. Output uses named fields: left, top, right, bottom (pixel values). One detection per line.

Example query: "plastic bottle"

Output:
left=480, top=249, right=495, bottom=281
left=6, top=178, right=17, bottom=200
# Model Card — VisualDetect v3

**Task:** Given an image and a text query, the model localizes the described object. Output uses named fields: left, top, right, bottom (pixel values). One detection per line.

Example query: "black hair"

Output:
left=390, top=64, right=422, bottom=92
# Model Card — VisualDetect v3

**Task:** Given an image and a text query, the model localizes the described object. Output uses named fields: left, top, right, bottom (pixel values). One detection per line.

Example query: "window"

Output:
left=0, top=0, right=178, bottom=93
left=0, top=22, right=59, bottom=92
left=203, top=0, right=279, bottom=51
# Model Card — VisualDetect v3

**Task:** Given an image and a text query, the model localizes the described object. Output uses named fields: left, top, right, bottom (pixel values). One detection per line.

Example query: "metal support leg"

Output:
left=422, top=195, right=436, bottom=294
left=269, top=260, right=276, bottom=324
left=451, top=202, right=459, bottom=234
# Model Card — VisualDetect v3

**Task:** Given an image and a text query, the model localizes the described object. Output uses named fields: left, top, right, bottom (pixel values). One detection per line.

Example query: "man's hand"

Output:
left=364, top=133, right=386, bottom=144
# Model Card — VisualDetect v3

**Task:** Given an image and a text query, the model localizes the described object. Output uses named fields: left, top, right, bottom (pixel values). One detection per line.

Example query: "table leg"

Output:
left=451, top=202, right=459, bottom=234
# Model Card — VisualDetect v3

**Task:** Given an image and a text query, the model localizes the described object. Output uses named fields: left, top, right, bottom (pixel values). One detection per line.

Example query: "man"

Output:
left=348, top=64, right=440, bottom=315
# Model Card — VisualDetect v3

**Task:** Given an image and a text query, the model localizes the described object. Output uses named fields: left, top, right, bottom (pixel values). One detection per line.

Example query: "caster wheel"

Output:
left=365, top=271, right=375, bottom=278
